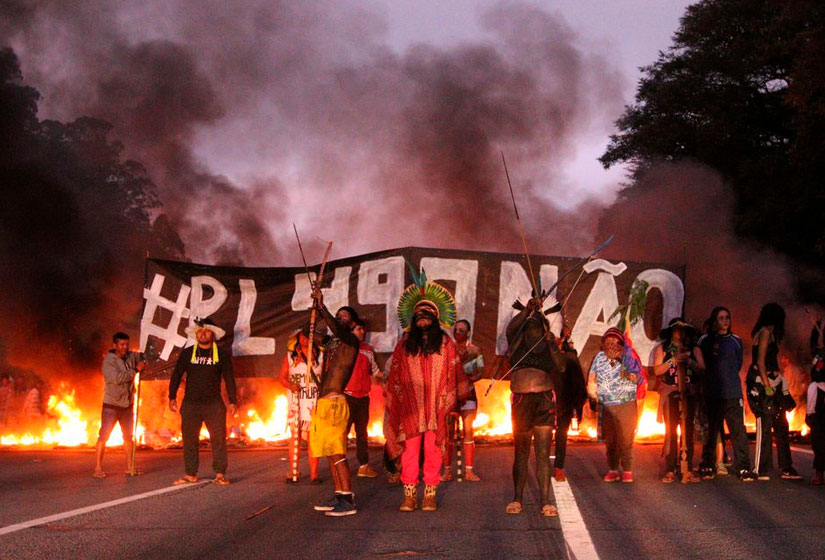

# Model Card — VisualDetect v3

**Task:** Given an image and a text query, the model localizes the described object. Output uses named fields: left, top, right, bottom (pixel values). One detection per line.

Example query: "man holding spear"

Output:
left=505, top=296, right=566, bottom=516
left=308, top=287, right=361, bottom=517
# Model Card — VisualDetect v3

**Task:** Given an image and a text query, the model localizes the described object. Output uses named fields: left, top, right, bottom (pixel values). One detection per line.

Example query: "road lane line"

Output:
left=0, top=481, right=210, bottom=537
left=790, top=445, right=813, bottom=456
left=552, top=478, right=599, bottom=560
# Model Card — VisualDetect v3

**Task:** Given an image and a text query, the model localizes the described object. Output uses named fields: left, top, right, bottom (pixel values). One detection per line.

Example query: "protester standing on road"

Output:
left=651, top=318, right=705, bottom=483
left=806, top=312, right=825, bottom=485
left=308, top=291, right=361, bottom=517
left=503, top=297, right=565, bottom=516
left=587, top=327, right=643, bottom=483
left=747, top=303, right=802, bottom=481
left=278, top=321, right=325, bottom=483
left=697, top=307, right=756, bottom=481
left=442, top=319, right=483, bottom=482
left=94, top=332, right=145, bottom=478
left=386, top=278, right=469, bottom=512
left=169, top=318, right=237, bottom=486
left=345, top=316, right=381, bottom=479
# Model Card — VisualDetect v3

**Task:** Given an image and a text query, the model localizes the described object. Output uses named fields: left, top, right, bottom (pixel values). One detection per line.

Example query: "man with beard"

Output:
left=386, top=277, right=470, bottom=512
left=505, top=297, right=565, bottom=516
left=169, top=318, right=236, bottom=486
left=309, top=291, right=361, bottom=517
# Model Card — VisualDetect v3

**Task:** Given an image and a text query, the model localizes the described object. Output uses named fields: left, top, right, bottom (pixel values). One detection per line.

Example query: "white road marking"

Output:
left=0, top=481, right=210, bottom=537
left=790, top=445, right=813, bottom=456
left=552, top=478, right=600, bottom=560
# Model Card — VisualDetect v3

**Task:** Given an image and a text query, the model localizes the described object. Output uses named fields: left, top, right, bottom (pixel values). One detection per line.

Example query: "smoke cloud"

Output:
left=1, top=0, right=622, bottom=266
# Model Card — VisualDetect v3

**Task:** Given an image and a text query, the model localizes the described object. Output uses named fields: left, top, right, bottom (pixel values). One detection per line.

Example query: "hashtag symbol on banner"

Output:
left=140, top=274, right=191, bottom=361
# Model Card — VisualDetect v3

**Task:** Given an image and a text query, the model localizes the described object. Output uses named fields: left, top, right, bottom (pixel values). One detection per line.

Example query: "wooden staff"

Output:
left=502, top=152, right=539, bottom=297
left=291, top=225, right=333, bottom=481
left=674, top=344, right=690, bottom=483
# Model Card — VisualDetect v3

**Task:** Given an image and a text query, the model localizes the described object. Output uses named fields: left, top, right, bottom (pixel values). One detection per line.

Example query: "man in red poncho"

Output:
left=385, top=275, right=470, bottom=512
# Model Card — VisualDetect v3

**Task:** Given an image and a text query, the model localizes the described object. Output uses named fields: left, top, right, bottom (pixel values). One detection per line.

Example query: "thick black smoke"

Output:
left=1, top=0, right=622, bottom=265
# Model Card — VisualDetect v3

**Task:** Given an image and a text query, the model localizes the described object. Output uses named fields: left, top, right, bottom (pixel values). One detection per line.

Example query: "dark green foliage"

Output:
left=610, top=279, right=649, bottom=332
left=0, top=47, right=185, bottom=368
left=600, top=0, right=825, bottom=294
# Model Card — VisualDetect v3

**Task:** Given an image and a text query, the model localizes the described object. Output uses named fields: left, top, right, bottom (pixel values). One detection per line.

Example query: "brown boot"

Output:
left=421, top=484, right=438, bottom=511
left=399, top=484, right=417, bottom=512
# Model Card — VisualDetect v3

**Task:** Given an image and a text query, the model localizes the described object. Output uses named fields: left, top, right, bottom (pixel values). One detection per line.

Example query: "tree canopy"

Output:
left=0, top=47, right=185, bottom=368
left=601, top=0, right=825, bottom=295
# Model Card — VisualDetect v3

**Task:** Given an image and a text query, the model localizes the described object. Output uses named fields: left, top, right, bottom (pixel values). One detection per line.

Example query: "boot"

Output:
left=463, top=442, right=480, bottom=481
left=399, top=484, right=417, bottom=512
left=421, top=484, right=438, bottom=511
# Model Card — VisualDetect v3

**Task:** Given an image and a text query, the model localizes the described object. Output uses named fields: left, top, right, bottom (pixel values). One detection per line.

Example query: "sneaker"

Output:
left=313, top=494, right=341, bottom=512
left=357, top=464, right=379, bottom=478
left=738, top=470, right=756, bottom=482
left=603, top=471, right=620, bottom=483
left=325, top=494, right=357, bottom=517
left=661, top=472, right=676, bottom=483
left=757, top=472, right=771, bottom=481
left=699, top=466, right=715, bottom=480
left=621, top=471, right=634, bottom=483
left=780, top=467, right=803, bottom=480
left=716, top=463, right=728, bottom=476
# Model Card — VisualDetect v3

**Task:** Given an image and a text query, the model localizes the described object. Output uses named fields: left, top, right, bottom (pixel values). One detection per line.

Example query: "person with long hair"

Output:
left=651, top=318, right=705, bottom=483
left=697, top=307, right=755, bottom=481
left=385, top=282, right=470, bottom=512
left=747, top=303, right=801, bottom=480
left=806, top=310, right=825, bottom=485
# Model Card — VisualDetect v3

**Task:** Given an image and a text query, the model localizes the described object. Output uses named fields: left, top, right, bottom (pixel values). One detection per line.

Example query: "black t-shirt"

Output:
left=169, top=344, right=236, bottom=404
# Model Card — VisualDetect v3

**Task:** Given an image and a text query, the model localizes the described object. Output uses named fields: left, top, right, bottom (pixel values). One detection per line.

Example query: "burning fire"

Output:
left=0, top=378, right=813, bottom=448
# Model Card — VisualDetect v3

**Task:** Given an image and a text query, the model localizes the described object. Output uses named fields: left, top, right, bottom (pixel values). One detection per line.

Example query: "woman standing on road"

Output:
left=587, top=327, right=643, bottom=483
left=747, top=303, right=801, bottom=481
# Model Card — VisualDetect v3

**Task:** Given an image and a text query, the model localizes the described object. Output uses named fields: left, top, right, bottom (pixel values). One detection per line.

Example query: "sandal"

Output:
left=173, top=476, right=198, bottom=485
left=92, top=471, right=107, bottom=479
left=505, top=501, right=523, bottom=514
left=541, top=505, right=559, bottom=517
left=213, top=474, right=230, bottom=486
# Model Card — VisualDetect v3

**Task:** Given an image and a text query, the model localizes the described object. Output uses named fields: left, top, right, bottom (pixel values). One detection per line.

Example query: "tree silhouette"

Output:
left=600, top=0, right=825, bottom=295
left=0, top=47, right=185, bottom=369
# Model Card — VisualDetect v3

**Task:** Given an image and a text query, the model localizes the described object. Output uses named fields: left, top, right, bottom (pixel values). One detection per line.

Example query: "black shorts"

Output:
left=511, top=390, right=556, bottom=433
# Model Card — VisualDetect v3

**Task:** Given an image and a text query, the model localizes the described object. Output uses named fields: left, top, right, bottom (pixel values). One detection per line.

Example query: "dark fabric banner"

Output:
left=139, top=247, right=685, bottom=379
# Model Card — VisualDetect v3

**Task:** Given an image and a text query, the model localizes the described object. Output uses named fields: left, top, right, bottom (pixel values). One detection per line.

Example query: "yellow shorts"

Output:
left=309, top=395, right=350, bottom=458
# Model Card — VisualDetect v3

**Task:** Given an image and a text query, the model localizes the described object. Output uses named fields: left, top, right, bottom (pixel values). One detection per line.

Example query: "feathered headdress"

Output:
left=511, top=279, right=562, bottom=315
left=397, top=262, right=457, bottom=331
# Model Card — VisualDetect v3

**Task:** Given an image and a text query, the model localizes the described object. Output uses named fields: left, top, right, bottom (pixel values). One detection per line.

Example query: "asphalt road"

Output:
left=1, top=441, right=824, bottom=559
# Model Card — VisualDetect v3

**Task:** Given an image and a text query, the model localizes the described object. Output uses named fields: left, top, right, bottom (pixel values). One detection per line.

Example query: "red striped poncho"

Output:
left=385, top=333, right=471, bottom=459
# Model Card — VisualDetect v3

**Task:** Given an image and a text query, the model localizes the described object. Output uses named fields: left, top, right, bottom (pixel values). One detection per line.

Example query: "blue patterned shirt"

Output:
left=589, top=351, right=639, bottom=406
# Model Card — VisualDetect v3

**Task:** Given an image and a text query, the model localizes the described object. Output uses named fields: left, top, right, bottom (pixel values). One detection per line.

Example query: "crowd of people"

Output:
left=90, top=276, right=825, bottom=517
left=0, top=371, right=50, bottom=430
